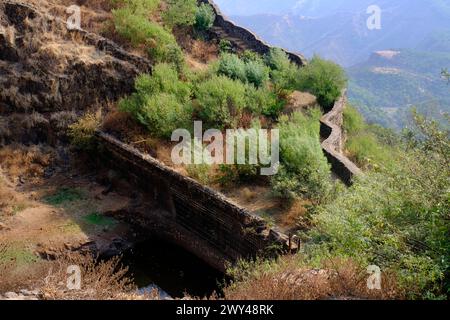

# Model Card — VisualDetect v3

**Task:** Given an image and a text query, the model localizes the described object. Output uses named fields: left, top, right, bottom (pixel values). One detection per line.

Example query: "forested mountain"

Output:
left=348, top=49, right=450, bottom=129
left=215, top=0, right=450, bottom=128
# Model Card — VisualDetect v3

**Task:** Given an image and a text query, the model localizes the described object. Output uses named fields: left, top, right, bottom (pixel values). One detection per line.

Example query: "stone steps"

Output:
left=211, top=26, right=251, bottom=51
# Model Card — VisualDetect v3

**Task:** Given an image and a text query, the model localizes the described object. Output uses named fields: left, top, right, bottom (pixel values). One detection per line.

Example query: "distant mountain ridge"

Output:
left=216, top=0, right=450, bottom=67
left=214, top=0, right=450, bottom=129
left=347, top=49, right=450, bottom=129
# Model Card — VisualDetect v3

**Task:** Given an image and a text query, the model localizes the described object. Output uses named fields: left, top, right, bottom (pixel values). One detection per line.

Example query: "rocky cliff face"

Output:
left=0, top=1, right=151, bottom=144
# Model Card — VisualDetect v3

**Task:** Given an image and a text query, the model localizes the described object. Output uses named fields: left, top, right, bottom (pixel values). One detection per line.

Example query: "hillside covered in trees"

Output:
left=0, top=0, right=449, bottom=301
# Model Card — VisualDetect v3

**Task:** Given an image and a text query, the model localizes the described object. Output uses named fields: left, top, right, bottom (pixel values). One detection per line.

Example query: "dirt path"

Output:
left=0, top=146, right=141, bottom=275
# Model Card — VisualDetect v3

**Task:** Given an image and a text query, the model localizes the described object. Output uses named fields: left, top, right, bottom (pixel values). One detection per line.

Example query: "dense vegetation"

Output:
left=228, top=111, right=450, bottom=299
left=106, top=0, right=449, bottom=300
left=112, top=0, right=347, bottom=201
left=343, top=105, right=397, bottom=169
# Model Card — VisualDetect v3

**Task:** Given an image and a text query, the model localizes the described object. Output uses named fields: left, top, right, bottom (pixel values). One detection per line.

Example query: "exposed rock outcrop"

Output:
left=200, top=0, right=307, bottom=66
left=0, top=1, right=152, bottom=144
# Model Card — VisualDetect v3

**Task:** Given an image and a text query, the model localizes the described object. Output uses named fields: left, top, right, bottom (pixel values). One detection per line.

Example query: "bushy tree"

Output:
left=217, top=53, right=247, bottom=82
left=272, top=110, right=332, bottom=201
left=266, top=48, right=300, bottom=92
left=217, top=53, right=269, bottom=88
left=163, top=0, right=198, bottom=29
left=195, top=3, right=215, bottom=31
left=245, top=60, right=270, bottom=88
left=119, top=64, right=192, bottom=138
left=136, top=93, right=192, bottom=138
left=245, top=85, right=282, bottom=117
left=195, top=75, right=247, bottom=128
left=297, top=55, right=347, bottom=108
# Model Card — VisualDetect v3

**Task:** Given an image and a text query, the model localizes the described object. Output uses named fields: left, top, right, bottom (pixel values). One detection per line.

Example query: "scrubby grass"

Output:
left=68, top=111, right=101, bottom=151
left=0, top=243, right=136, bottom=299
left=43, top=188, right=84, bottom=206
left=11, top=202, right=29, bottom=215
left=0, top=243, right=38, bottom=268
left=224, top=255, right=403, bottom=300
left=163, top=0, right=197, bottom=29
left=346, top=133, right=394, bottom=169
left=343, top=104, right=365, bottom=134
left=83, top=212, right=117, bottom=227
left=226, top=114, right=449, bottom=300
left=112, top=1, right=184, bottom=68
left=343, top=105, right=397, bottom=169
left=186, top=163, right=213, bottom=185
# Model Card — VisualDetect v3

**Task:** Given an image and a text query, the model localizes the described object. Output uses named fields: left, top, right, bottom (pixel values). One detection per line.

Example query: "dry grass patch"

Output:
left=224, top=256, right=404, bottom=300
left=280, top=199, right=312, bottom=230
left=0, top=243, right=49, bottom=293
left=0, top=144, right=54, bottom=181
left=190, top=39, right=218, bottom=63
left=0, top=243, right=146, bottom=299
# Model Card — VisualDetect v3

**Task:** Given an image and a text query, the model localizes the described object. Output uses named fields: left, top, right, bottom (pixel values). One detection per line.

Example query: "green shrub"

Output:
left=187, top=164, right=212, bottom=185
left=195, top=75, right=247, bottom=128
left=245, top=85, right=282, bottom=117
left=119, top=65, right=192, bottom=138
left=266, top=48, right=291, bottom=71
left=242, top=50, right=262, bottom=63
left=297, top=55, right=347, bottom=108
left=112, top=8, right=183, bottom=65
left=273, top=110, right=332, bottom=200
left=217, top=53, right=269, bottom=88
left=195, top=3, right=215, bottom=31
left=134, top=63, right=191, bottom=102
left=112, top=8, right=153, bottom=45
left=163, top=0, right=197, bottom=29
left=217, top=162, right=259, bottom=186
left=219, top=39, right=232, bottom=53
left=217, top=53, right=247, bottom=82
left=244, top=60, right=270, bottom=88
left=346, top=133, right=394, bottom=169
left=112, top=0, right=160, bottom=15
left=266, top=48, right=300, bottom=91
left=310, top=144, right=450, bottom=298
left=68, top=111, right=101, bottom=150
left=343, top=104, right=366, bottom=134
left=270, top=165, right=301, bottom=200
left=186, top=138, right=215, bottom=185
left=164, top=43, right=186, bottom=72
left=136, top=93, right=192, bottom=138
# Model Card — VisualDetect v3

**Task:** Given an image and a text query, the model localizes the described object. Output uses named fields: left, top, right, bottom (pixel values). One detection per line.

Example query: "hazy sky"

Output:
left=214, top=0, right=450, bottom=17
